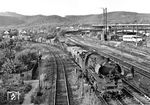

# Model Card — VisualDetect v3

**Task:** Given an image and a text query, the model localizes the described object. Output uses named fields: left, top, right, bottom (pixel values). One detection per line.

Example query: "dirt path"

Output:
left=22, top=80, right=39, bottom=105
left=22, top=54, right=48, bottom=105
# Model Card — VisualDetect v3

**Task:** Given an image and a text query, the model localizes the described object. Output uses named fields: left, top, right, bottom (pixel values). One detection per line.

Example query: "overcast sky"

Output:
left=0, top=0, right=150, bottom=16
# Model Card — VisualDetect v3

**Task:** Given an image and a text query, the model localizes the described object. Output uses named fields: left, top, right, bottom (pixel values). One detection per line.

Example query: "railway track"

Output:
left=123, top=88, right=145, bottom=105
left=95, top=87, right=147, bottom=105
left=123, top=79, right=150, bottom=105
left=38, top=41, right=150, bottom=105
left=101, top=82, right=150, bottom=105
left=104, top=97, right=124, bottom=105
left=41, top=45, right=70, bottom=105
left=48, top=48, right=70, bottom=105
left=68, top=38, right=150, bottom=94
left=121, top=88, right=144, bottom=105
left=95, top=91, right=109, bottom=105
left=90, top=48, right=150, bottom=104
left=101, top=50, right=150, bottom=78
left=115, top=98, right=124, bottom=105
left=68, top=37, right=150, bottom=79
left=86, top=46, right=150, bottom=79
left=67, top=38, right=150, bottom=104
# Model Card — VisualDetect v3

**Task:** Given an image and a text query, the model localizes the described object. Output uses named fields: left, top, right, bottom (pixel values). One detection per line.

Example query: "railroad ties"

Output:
left=40, top=45, right=71, bottom=105
left=123, top=80, right=150, bottom=105
left=40, top=41, right=150, bottom=105
left=46, top=46, right=70, bottom=105
left=69, top=37, right=150, bottom=79
left=54, top=54, right=70, bottom=105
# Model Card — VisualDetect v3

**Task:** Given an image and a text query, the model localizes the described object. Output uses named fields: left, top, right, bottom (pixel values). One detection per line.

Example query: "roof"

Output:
left=123, top=35, right=142, bottom=37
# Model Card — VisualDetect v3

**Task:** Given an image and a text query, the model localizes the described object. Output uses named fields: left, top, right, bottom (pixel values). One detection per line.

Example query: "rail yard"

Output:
left=1, top=0, right=150, bottom=104
left=61, top=33, right=150, bottom=105
left=1, top=23, right=150, bottom=105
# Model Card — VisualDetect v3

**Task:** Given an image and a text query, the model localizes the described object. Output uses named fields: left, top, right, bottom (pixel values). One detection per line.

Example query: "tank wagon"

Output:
left=66, top=46, right=124, bottom=98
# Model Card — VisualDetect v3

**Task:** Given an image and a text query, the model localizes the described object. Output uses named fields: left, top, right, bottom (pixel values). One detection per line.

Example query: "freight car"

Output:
left=66, top=46, right=124, bottom=98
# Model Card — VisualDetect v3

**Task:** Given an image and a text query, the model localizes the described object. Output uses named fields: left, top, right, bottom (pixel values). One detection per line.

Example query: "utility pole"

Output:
left=102, top=8, right=107, bottom=41
left=105, top=8, right=107, bottom=36
left=136, top=22, right=138, bottom=47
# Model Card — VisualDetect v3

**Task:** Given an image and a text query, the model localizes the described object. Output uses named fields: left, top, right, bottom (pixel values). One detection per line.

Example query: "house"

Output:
left=3, top=31, right=9, bottom=35
left=21, top=30, right=27, bottom=34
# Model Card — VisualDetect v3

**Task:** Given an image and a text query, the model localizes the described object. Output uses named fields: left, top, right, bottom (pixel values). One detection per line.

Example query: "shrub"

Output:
left=0, top=90, right=7, bottom=105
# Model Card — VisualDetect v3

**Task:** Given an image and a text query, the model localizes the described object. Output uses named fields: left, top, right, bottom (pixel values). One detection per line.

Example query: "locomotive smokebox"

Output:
left=99, top=63, right=116, bottom=76
left=95, top=62, right=122, bottom=77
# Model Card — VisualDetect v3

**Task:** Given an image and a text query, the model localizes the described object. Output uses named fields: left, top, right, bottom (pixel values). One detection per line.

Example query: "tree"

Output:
left=15, top=49, right=39, bottom=72
left=0, top=39, right=23, bottom=80
left=9, top=29, right=19, bottom=38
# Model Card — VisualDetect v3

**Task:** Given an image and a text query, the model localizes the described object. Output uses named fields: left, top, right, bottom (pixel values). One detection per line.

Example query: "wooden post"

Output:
left=133, top=26, right=134, bottom=32
left=145, top=29, right=147, bottom=35
left=81, top=71, right=84, bottom=97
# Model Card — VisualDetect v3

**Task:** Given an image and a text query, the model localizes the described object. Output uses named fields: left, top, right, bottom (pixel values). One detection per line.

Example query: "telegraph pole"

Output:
left=102, top=7, right=107, bottom=41
left=105, top=8, right=107, bottom=36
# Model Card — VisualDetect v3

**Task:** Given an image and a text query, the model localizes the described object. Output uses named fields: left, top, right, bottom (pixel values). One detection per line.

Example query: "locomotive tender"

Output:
left=66, top=46, right=124, bottom=98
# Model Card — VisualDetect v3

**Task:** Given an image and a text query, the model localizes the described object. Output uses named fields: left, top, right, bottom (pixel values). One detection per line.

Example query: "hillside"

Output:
left=0, top=16, right=25, bottom=26
left=65, top=11, right=150, bottom=24
left=0, top=12, right=24, bottom=17
left=1, top=11, right=150, bottom=27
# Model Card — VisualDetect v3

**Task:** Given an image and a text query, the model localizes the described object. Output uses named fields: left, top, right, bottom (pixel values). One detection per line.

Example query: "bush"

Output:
left=30, top=87, right=44, bottom=104
left=31, top=92, right=40, bottom=104
left=15, top=49, right=39, bottom=73
left=0, top=90, right=7, bottom=105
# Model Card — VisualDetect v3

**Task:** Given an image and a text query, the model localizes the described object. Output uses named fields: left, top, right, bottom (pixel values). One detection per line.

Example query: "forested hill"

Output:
left=0, top=11, right=150, bottom=27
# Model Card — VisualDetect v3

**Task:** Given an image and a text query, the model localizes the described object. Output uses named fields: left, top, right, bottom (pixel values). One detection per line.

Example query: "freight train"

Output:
left=66, top=46, right=124, bottom=98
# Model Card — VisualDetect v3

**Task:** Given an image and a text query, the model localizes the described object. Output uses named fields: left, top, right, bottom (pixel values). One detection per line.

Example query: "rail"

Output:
left=52, top=53, right=57, bottom=105
left=90, top=47, right=150, bottom=79
left=69, top=37, right=150, bottom=79
left=68, top=38, right=150, bottom=104
left=38, top=41, right=71, bottom=105
left=95, top=91, right=109, bottom=105
left=115, top=98, right=124, bottom=105
left=54, top=53, right=70, bottom=105
left=123, top=87, right=145, bottom=105
left=123, top=79, right=150, bottom=104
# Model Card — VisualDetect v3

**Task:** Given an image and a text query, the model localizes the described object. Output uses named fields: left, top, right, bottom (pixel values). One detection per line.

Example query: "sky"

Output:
left=0, top=0, right=150, bottom=16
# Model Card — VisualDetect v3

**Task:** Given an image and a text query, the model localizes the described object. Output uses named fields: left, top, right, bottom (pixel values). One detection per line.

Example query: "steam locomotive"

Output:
left=66, top=46, right=124, bottom=98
